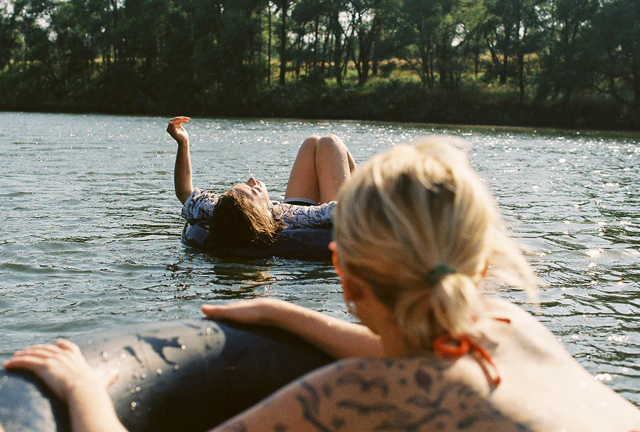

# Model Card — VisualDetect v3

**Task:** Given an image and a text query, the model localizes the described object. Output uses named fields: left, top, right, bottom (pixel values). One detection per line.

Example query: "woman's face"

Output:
left=230, top=177, right=270, bottom=208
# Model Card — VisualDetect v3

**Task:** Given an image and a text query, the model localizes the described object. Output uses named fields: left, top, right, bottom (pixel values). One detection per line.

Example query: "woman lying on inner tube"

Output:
left=167, top=117, right=356, bottom=252
left=5, top=137, right=640, bottom=431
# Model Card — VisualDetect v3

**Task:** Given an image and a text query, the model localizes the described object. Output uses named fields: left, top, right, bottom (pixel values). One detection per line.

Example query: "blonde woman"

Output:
left=167, top=117, right=356, bottom=249
left=5, top=137, right=640, bottom=431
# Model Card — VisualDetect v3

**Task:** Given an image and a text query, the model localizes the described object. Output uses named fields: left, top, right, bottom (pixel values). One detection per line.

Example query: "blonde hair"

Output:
left=206, top=190, right=284, bottom=249
left=333, top=136, right=536, bottom=351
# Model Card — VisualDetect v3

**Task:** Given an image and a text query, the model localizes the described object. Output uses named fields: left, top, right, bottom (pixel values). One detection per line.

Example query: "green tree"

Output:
left=273, top=0, right=297, bottom=85
left=347, top=0, right=397, bottom=86
left=121, top=0, right=169, bottom=70
left=0, top=4, right=18, bottom=70
left=395, top=0, right=440, bottom=91
left=395, top=0, right=468, bottom=92
left=290, top=0, right=320, bottom=78
left=7, top=0, right=60, bottom=104
left=50, top=0, right=98, bottom=91
left=482, top=0, right=546, bottom=105
left=536, top=0, right=598, bottom=103
left=325, top=0, right=349, bottom=86
left=590, top=0, right=640, bottom=127
left=182, top=0, right=267, bottom=110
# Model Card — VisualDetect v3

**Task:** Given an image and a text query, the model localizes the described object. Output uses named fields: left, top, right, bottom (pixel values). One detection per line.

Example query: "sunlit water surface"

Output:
left=1, top=112, right=639, bottom=406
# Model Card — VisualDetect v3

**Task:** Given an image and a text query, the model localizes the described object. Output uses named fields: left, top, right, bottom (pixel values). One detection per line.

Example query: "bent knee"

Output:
left=319, top=134, right=341, bottom=143
left=317, top=134, right=345, bottom=152
left=301, top=135, right=320, bottom=148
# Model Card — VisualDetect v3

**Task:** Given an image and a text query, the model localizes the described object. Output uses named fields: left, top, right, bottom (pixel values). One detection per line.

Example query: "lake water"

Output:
left=1, top=111, right=639, bottom=406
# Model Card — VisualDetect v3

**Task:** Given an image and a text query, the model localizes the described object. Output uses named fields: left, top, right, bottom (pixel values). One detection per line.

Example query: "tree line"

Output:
left=0, top=0, right=638, bottom=130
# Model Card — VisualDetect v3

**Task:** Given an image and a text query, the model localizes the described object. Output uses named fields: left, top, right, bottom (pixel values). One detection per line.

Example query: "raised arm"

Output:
left=167, top=116, right=193, bottom=204
left=201, top=299, right=384, bottom=359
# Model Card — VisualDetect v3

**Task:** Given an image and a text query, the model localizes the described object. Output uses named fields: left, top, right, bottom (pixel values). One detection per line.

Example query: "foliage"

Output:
left=0, top=0, right=638, bottom=130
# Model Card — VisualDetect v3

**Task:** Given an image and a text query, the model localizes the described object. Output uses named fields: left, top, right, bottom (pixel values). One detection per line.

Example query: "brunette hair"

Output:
left=205, top=189, right=284, bottom=250
left=332, top=136, right=537, bottom=351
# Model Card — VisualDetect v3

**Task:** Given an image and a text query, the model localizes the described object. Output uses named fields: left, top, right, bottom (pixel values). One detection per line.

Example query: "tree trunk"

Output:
left=267, top=4, right=272, bottom=84
left=278, top=1, right=288, bottom=86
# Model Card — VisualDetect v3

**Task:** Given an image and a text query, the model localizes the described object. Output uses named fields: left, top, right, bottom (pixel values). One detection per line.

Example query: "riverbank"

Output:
left=0, top=76, right=635, bottom=132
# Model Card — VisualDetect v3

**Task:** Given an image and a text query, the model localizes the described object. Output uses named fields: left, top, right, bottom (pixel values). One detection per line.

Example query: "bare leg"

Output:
left=316, top=135, right=353, bottom=203
left=284, top=136, right=321, bottom=202
left=285, top=134, right=355, bottom=204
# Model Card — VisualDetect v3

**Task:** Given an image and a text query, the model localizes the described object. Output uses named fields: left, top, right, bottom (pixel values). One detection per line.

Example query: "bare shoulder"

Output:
left=481, top=297, right=568, bottom=355
left=215, top=357, right=532, bottom=432
left=480, top=298, right=640, bottom=432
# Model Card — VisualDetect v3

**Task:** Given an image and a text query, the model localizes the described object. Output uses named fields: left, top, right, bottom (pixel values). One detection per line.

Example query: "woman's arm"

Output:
left=167, top=116, right=193, bottom=204
left=3, top=340, right=128, bottom=432
left=201, top=299, right=384, bottom=359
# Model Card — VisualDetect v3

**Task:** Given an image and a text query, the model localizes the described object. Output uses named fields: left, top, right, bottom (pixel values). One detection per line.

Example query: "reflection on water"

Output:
left=0, top=112, right=639, bottom=405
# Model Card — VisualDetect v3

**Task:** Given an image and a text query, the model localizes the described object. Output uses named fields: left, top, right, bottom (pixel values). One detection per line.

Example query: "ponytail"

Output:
left=371, top=270, right=484, bottom=350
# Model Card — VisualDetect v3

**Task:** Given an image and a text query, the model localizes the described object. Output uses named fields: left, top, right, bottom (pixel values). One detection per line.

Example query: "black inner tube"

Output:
left=0, top=320, right=334, bottom=432
left=182, top=220, right=333, bottom=260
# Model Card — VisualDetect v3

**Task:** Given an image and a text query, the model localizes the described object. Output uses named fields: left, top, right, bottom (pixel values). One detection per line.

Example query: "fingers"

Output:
left=56, top=339, right=81, bottom=354
left=169, top=116, right=190, bottom=125
left=4, top=340, right=80, bottom=370
left=201, top=304, right=224, bottom=319
left=201, top=302, right=248, bottom=318
left=201, top=303, right=247, bottom=321
left=10, top=344, right=62, bottom=360
left=4, top=349, right=52, bottom=372
left=201, top=299, right=278, bottom=326
left=167, top=117, right=190, bottom=140
left=104, top=368, right=120, bottom=387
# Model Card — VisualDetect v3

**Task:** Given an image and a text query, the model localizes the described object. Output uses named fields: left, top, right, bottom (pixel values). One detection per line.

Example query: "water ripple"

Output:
left=1, top=112, right=639, bottom=407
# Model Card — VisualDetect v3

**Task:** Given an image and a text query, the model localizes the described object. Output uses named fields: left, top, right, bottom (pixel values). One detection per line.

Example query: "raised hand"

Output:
left=166, top=116, right=190, bottom=146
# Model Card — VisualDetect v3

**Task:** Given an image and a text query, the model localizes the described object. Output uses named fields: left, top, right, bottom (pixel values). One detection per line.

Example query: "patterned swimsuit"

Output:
left=181, top=188, right=335, bottom=229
